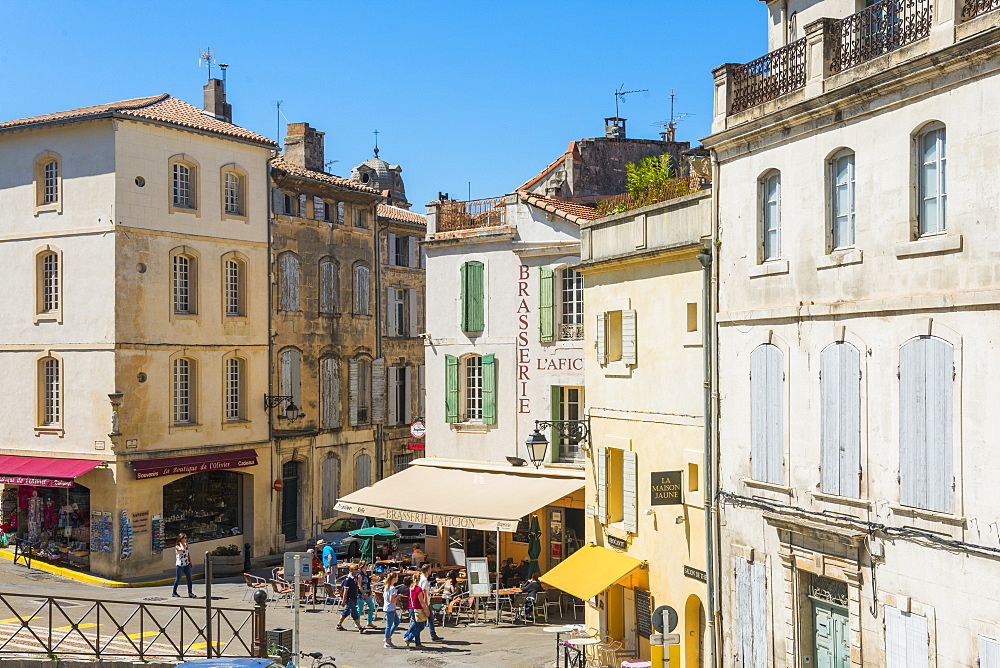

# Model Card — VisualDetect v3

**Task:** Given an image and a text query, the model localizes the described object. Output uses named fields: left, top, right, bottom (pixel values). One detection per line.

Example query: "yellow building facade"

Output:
left=572, top=191, right=711, bottom=666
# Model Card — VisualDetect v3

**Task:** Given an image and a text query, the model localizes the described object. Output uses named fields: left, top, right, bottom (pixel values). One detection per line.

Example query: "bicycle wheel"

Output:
left=317, top=659, right=337, bottom=668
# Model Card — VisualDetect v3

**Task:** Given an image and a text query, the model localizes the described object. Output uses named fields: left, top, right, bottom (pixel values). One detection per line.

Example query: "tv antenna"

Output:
left=614, top=83, right=648, bottom=118
left=654, top=89, right=693, bottom=142
left=198, top=48, right=216, bottom=79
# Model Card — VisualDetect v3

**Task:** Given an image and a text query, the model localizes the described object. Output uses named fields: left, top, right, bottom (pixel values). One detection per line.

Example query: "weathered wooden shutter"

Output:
left=279, top=254, right=300, bottom=311
left=750, top=561, right=767, bottom=668
left=348, top=358, right=359, bottom=426
left=320, top=261, right=337, bottom=314
left=596, top=313, right=607, bottom=365
left=621, top=309, right=637, bottom=365
left=408, top=289, right=418, bottom=337
left=445, top=355, right=459, bottom=423
left=550, top=386, right=562, bottom=460
left=387, top=366, right=398, bottom=426
left=482, top=353, right=497, bottom=425
left=321, top=357, right=340, bottom=428
left=751, top=344, right=784, bottom=484
left=272, top=188, right=284, bottom=214
left=387, top=233, right=396, bottom=265
left=408, top=236, right=417, bottom=268
left=321, top=456, right=339, bottom=517
left=280, top=350, right=293, bottom=399
left=402, top=367, right=412, bottom=425
left=736, top=557, right=768, bottom=668
left=298, top=194, right=307, bottom=217
left=820, top=342, right=861, bottom=497
left=355, top=454, right=372, bottom=490
left=884, top=606, right=929, bottom=668
left=371, top=358, right=386, bottom=424
left=899, top=337, right=953, bottom=512
left=596, top=446, right=608, bottom=524
left=979, top=636, right=1000, bottom=668
left=622, top=449, right=638, bottom=532
left=386, top=286, right=397, bottom=335
left=461, top=261, right=484, bottom=332
left=313, top=196, right=324, bottom=220
left=336, top=201, right=344, bottom=223
left=539, top=266, right=554, bottom=343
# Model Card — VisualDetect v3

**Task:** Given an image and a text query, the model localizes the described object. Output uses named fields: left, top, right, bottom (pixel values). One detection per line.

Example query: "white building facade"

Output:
left=706, top=1, right=1000, bottom=666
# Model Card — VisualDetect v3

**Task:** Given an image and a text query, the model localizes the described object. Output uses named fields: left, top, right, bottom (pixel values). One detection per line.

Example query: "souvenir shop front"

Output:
left=0, top=456, right=107, bottom=570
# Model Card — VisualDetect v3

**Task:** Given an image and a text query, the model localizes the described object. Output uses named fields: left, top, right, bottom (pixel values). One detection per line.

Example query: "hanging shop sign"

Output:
left=684, top=565, right=707, bottom=582
left=607, top=535, right=628, bottom=551
left=407, top=442, right=426, bottom=451
left=409, top=420, right=426, bottom=439
left=651, top=471, right=683, bottom=506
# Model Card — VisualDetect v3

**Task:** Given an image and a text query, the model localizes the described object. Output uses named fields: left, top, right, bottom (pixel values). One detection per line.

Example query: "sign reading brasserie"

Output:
left=651, top=471, right=683, bottom=505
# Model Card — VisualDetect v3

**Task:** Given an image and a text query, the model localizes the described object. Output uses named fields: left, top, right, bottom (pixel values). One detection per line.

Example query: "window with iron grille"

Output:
left=173, top=358, right=193, bottom=424
left=225, top=259, right=242, bottom=316
left=394, top=453, right=413, bottom=473
left=224, top=172, right=242, bottom=215
left=173, top=255, right=192, bottom=314
left=560, top=268, right=584, bottom=340
left=41, top=358, right=60, bottom=425
left=173, top=163, right=192, bottom=208
left=42, top=161, right=59, bottom=204
left=465, top=355, right=483, bottom=420
left=41, top=252, right=59, bottom=313
left=917, top=125, right=947, bottom=236
left=225, top=357, right=243, bottom=420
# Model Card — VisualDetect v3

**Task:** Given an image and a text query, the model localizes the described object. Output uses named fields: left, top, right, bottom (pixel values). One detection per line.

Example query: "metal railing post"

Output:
left=205, top=551, right=213, bottom=658
left=252, top=590, right=268, bottom=657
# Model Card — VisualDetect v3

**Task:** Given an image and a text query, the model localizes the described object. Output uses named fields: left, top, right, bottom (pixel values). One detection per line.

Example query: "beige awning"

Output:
left=334, top=458, right=584, bottom=532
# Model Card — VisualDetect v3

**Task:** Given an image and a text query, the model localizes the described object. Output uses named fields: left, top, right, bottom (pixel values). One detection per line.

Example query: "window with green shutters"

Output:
left=539, top=266, right=554, bottom=343
left=444, top=353, right=495, bottom=424
left=460, top=261, right=485, bottom=333
left=481, top=354, right=496, bottom=425
left=445, top=355, right=459, bottom=423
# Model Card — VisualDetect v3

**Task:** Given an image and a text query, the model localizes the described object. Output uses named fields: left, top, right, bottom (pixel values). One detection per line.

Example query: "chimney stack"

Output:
left=604, top=117, right=626, bottom=140
left=203, top=79, right=232, bottom=123
left=284, top=123, right=326, bottom=172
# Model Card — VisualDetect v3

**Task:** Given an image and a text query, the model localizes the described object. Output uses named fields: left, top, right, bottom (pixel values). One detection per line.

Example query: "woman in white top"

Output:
left=382, top=572, right=401, bottom=649
left=171, top=533, right=196, bottom=598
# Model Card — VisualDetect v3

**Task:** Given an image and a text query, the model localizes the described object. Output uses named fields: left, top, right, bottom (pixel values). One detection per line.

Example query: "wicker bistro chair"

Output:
left=243, top=573, right=268, bottom=601
left=269, top=579, right=293, bottom=606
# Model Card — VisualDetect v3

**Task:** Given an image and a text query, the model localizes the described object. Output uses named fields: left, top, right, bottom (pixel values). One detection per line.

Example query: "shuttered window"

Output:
left=831, top=151, right=856, bottom=249
left=408, top=289, right=418, bottom=337
left=735, top=557, right=768, bottom=668
left=321, top=457, right=340, bottom=518
left=917, top=125, right=946, bottom=236
left=460, top=261, right=484, bottom=333
left=762, top=172, right=781, bottom=261
left=750, top=344, right=784, bottom=484
left=596, top=446, right=608, bottom=524
left=482, top=353, right=496, bottom=425
left=820, top=342, right=861, bottom=497
left=320, top=357, right=340, bottom=429
left=319, top=260, right=338, bottom=314
left=621, top=309, right=637, bottom=365
left=445, top=355, right=459, bottom=423
left=279, top=349, right=302, bottom=408
left=622, top=449, right=638, bottom=532
left=884, top=605, right=928, bottom=668
left=464, top=355, right=483, bottom=420
left=371, top=358, right=386, bottom=425
left=353, top=264, right=371, bottom=315
left=348, top=357, right=371, bottom=424
left=279, top=254, right=300, bottom=311
left=596, top=313, right=607, bottom=365
left=979, top=636, right=1000, bottom=668
left=387, top=287, right=406, bottom=337
left=355, top=454, right=372, bottom=490
left=388, top=366, right=406, bottom=426
left=899, top=336, right=953, bottom=513
left=348, top=359, right=360, bottom=426
left=539, top=266, right=554, bottom=343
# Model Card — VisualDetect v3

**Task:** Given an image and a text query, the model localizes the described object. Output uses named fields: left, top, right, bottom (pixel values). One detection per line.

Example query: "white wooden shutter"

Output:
left=925, top=338, right=953, bottom=513
left=321, top=457, right=339, bottom=517
left=386, top=286, right=397, bottom=335
left=408, top=236, right=416, bottom=268
left=596, top=446, right=608, bottom=524
left=402, top=367, right=412, bottom=425
left=280, top=350, right=293, bottom=399
left=596, top=313, right=607, bottom=365
left=371, top=358, right=386, bottom=424
left=979, top=636, right=1000, bottom=668
left=622, top=449, right=638, bottom=533
left=279, top=255, right=300, bottom=311
left=387, top=366, right=398, bottom=426
left=751, top=344, right=784, bottom=484
left=387, top=233, right=396, bottom=265
left=298, top=194, right=307, bottom=217
left=885, top=605, right=928, bottom=668
left=289, top=350, right=301, bottom=406
left=348, top=358, right=359, bottom=426
left=621, top=309, right=637, bottom=365
left=750, top=561, right=767, bottom=668
left=408, top=289, right=418, bottom=337
left=272, top=188, right=284, bottom=214
left=820, top=342, right=861, bottom=497
left=321, top=357, right=340, bottom=428
left=736, top=557, right=768, bottom=668
left=313, top=196, right=324, bottom=220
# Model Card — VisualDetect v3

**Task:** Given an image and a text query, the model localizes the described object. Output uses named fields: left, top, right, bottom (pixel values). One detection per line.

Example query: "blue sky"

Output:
left=0, top=1, right=765, bottom=208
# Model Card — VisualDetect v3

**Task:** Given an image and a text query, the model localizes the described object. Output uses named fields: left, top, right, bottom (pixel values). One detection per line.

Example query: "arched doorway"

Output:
left=684, top=594, right=705, bottom=668
left=282, top=461, right=301, bottom=541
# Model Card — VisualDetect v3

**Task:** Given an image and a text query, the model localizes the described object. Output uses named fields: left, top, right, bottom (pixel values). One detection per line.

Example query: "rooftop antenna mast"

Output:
left=614, top=83, right=648, bottom=118
left=198, top=47, right=216, bottom=80
left=655, top=89, right=692, bottom=142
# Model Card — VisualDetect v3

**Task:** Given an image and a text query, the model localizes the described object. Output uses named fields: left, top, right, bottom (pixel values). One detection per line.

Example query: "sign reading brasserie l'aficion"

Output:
left=651, top=471, right=683, bottom=506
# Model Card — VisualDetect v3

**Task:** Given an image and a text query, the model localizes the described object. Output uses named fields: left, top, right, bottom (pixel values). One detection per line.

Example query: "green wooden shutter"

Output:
left=550, top=385, right=562, bottom=462
left=445, top=355, right=459, bottom=423
left=461, top=261, right=484, bottom=332
left=482, top=353, right=497, bottom=425
left=539, top=266, right=554, bottom=343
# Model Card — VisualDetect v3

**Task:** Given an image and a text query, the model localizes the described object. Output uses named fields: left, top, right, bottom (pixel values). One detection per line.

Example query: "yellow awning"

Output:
left=541, top=544, right=644, bottom=601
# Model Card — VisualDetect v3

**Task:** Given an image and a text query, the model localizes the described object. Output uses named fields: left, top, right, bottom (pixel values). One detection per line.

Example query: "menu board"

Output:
left=511, top=516, right=530, bottom=544
left=466, top=557, right=492, bottom=597
left=91, top=511, right=113, bottom=553
left=635, top=588, right=652, bottom=638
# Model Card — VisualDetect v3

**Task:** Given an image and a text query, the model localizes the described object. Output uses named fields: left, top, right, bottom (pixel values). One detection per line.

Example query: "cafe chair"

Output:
left=269, top=579, right=293, bottom=606
left=566, top=595, right=586, bottom=620
left=320, top=582, right=340, bottom=611
left=242, top=573, right=268, bottom=601
left=533, top=591, right=560, bottom=623
left=444, top=595, right=474, bottom=626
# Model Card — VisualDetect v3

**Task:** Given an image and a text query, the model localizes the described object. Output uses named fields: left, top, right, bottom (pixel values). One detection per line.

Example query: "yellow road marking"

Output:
left=0, top=616, right=39, bottom=624
left=186, top=641, right=222, bottom=649
left=54, top=623, right=97, bottom=630
left=127, top=631, right=161, bottom=639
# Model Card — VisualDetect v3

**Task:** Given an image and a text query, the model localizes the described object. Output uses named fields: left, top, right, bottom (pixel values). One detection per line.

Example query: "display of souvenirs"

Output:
left=119, top=510, right=132, bottom=560
left=91, top=511, right=113, bottom=553
left=162, top=471, right=242, bottom=544
left=151, top=514, right=165, bottom=553
left=27, top=494, right=43, bottom=541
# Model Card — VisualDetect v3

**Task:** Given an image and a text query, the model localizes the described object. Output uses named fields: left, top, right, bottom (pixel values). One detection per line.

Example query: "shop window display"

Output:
left=0, top=484, right=91, bottom=567
left=162, top=471, right=242, bottom=544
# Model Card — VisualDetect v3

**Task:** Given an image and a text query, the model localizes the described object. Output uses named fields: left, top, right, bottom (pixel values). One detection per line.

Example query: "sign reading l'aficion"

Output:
left=651, top=471, right=683, bottom=505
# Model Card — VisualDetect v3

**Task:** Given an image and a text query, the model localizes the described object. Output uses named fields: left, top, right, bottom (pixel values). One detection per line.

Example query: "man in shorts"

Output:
left=336, top=564, right=365, bottom=633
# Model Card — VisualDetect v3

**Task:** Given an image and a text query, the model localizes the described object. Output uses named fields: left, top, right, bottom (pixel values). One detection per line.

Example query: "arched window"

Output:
left=34, top=152, right=62, bottom=212
left=173, top=254, right=196, bottom=314
left=279, top=348, right=302, bottom=408
left=355, top=453, right=372, bottom=489
left=42, top=160, right=59, bottom=205
left=916, top=123, right=946, bottom=236
left=750, top=343, right=783, bottom=484
left=39, top=357, right=61, bottom=426
left=829, top=150, right=856, bottom=250
left=760, top=171, right=781, bottom=261
left=173, top=357, right=196, bottom=424
left=319, top=259, right=339, bottom=314
left=353, top=264, right=370, bottom=315
left=37, top=250, right=60, bottom=315
left=172, top=163, right=193, bottom=208
left=279, top=254, right=300, bottom=311
left=820, top=342, right=861, bottom=497
left=224, top=357, right=245, bottom=421
left=224, top=257, right=244, bottom=316
left=224, top=171, right=242, bottom=215
left=320, top=357, right=341, bottom=428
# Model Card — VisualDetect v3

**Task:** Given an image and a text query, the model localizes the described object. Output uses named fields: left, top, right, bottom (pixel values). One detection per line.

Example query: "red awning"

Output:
left=0, top=456, right=104, bottom=488
left=130, top=449, right=258, bottom=480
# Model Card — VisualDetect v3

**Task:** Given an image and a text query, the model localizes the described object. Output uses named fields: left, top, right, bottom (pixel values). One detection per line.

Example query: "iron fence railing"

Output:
left=559, top=323, right=584, bottom=341
left=0, top=590, right=266, bottom=660
left=962, top=0, right=1000, bottom=18
left=438, top=196, right=506, bottom=232
left=730, top=37, right=808, bottom=114
left=831, top=0, right=933, bottom=73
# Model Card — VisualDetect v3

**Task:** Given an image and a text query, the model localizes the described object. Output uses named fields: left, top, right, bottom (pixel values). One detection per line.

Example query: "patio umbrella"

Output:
left=526, top=515, right=541, bottom=578
left=348, top=526, right=400, bottom=562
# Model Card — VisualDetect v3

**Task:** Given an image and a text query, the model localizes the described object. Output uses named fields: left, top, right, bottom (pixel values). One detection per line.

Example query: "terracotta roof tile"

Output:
left=272, top=156, right=381, bottom=195
left=0, top=94, right=278, bottom=146
left=516, top=140, right=579, bottom=192
left=377, top=204, right=426, bottom=225
left=517, top=191, right=599, bottom=224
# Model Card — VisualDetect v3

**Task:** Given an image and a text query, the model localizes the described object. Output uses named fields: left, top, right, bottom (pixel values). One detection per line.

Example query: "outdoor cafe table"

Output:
left=544, top=624, right=582, bottom=668
left=564, top=636, right=601, bottom=668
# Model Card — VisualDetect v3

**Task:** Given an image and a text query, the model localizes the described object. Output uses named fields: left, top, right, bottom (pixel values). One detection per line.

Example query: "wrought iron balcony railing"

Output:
left=437, top=196, right=507, bottom=232
left=559, top=323, right=584, bottom=341
left=831, top=0, right=933, bottom=73
left=730, top=37, right=808, bottom=114
left=963, top=0, right=1000, bottom=18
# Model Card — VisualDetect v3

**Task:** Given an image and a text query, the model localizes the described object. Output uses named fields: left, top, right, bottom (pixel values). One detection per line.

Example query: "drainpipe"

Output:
left=374, top=200, right=391, bottom=480
left=697, top=245, right=715, bottom=668
left=266, top=155, right=279, bottom=554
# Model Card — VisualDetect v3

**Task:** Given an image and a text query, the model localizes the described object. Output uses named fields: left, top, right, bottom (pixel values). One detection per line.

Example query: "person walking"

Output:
left=171, top=534, right=195, bottom=598
left=382, top=572, right=401, bottom=649
left=402, top=574, right=430, bottom=648
left=336, top=565, right=366, bottom=633
left=318, top=539, right=337, bottom=583
left=356, top=560, right=377, bottom=628
left=417, top=564, right=443, bottom=641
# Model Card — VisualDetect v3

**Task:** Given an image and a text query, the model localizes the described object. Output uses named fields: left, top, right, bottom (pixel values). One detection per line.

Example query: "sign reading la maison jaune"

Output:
left=651, top=471, right=683, bottom=506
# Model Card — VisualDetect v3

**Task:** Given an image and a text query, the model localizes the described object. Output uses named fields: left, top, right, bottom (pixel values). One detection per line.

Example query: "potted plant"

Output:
left=208, top=544, right=243, bottom=577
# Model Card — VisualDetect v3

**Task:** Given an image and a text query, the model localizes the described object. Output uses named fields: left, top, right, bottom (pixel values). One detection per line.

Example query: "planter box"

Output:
left=209, top=554, right=244, bottom=577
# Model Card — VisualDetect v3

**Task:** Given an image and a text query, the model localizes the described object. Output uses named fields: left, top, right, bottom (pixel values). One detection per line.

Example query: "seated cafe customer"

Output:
left=521, top=572, right=543, bottom=618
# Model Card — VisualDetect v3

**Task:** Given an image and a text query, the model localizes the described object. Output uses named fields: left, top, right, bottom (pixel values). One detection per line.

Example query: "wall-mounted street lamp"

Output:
left=524, top=429, right=550, bottom=469
left=263, top=394, right=305, bottom=421
left=524, top=418, right=592, bottom=468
